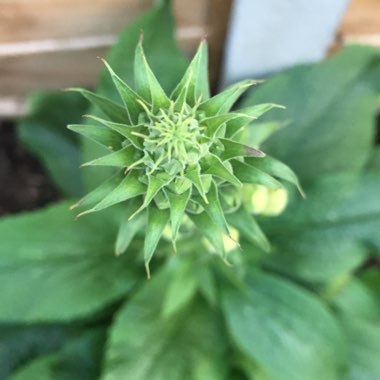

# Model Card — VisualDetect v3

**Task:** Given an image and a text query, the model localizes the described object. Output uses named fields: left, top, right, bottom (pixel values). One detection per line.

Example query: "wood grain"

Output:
left=0, top=0, right=232, bottom=116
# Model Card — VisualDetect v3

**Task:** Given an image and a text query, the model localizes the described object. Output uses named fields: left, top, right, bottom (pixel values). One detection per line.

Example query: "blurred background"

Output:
left=0, top=0, right=379, bottom=214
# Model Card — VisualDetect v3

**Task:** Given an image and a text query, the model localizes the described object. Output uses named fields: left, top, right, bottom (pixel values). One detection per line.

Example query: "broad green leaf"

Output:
left=144, top=204, right=170, bottom=276
left=342, top=318, right=380, bottom=380
left=78, top=171, right=145, bottom=216
left=241, top=121, right=286, bottom=147
left=102, top=266, right=227, bottom=380
left=204, top=154, right=242, bottom=186
left=231, top=161, right=282, bottom=189
left=331, top=278, right=380, bottom=323
left=161, top=259, right=198, bottom=318
left=0, top=202, right=139, bottom=322
left=225, top=103, right=285, bottom=138
left=10, top=329, right=105, bottom=380
left=18, top=91, right=87, bottom=197
left=227, top=207, right=270, bottom=252
left=134, top=40, right=170, bottom=109
left=222, top=271, right=345, bottom=380
left=220, top=138, right=265, bottom=160
left=246, top=155, right=304, bottom=196
left=81, top=145, right=139, bottom=168
left=67, top=124, right=124, bottom=150
left=69, top=88, right=127, bottom=123
left=166, top=188, right=191, bottom=246
left=199, top=80, right=256, bottom=116
left=261, top=173, right=380, bottom=282
left=171, top=40, right=210, bottom=104
left=82, top=2, right=187, bottom=190
left=242, top=46, right=380, bottom=182
left=0, top=325, right=74, bottom=379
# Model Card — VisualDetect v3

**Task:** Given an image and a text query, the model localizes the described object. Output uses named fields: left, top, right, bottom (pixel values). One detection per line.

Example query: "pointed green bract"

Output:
left=115, top=203, right=146, bottom=255
left=199, top=181, right=230, bottom=236
left=84, top=115, right=143, bottom=149
left=227, top=207, right=270, bottom=252
left=82, top=145, right=139, bottom=167
left=246, top=156, right=305, bottom=197
left=67, top=124, right=124, bottom=150
left=199, top=80, right=257, bottom=116
left=144, top=205, right=170, bottom=277
left=204, top=154, right=242, bottom=187
left=69, top=39, right=300, bottom=266
left=190, top=212, right=225, bottom=257
left=171, top=40, right=210, bottom=105
left=231, top=160, right=282, bottom=189
left=78, top=171, right=145, bottom=217
left=101, top=60, right=144, bottom=124
left=68, top=88, right=127, bottom=123
left=134, top=40, right=170, bottom=110
left=166, top=189, right=191, bottom=248
left=220, top=138, right=265, bottom=160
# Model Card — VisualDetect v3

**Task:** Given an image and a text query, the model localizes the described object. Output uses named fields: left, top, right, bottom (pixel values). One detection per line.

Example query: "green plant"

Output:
left=1, top=2, right=380, bottom=380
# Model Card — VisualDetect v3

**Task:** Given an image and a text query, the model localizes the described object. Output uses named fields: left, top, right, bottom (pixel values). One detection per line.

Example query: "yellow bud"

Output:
left=261, top=188, right=288, bottom=216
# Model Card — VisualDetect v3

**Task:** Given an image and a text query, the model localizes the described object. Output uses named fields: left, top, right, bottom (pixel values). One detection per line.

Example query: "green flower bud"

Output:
left=68, top=39, right=301, bottom=275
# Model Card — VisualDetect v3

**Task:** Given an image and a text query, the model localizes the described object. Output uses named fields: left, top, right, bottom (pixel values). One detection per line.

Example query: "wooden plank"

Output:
left=0, top=0, right=232, bottom=116
left=338, top=0, right=380, bottom=47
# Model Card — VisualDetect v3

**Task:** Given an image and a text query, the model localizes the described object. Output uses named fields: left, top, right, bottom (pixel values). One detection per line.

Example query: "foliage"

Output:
left=1, top=1, right=380, bottom=379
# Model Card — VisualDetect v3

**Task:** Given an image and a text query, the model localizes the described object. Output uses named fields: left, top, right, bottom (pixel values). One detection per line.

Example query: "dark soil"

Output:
left=0, top=120, right=59, bottom=216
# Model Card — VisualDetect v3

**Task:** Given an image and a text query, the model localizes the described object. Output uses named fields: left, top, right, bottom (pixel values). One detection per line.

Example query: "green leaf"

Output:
left=67, top=124, right=124, bottom=150
left=171, top=40, right=210, bottom=104
left=69, top=88, right=127, bottom=123
left=342, top=318, right=380, bottom=380
left=204, top=154, right=242, bottom=186
left=242, top=46, right=380, bottom=182
left=231, top=160, right=282, bottom=189
left=144, top=204, right=170, bottom=276
left=166, top=188, right=191, bottom=247
left=331, top=278, right=380, bottom=323
left=10, top=329, right=105, bottom=380
left=81, top=145, right=139, bottom=167
left=134, top=39, right=171, bottom=110
left=222, top=271, right=344, bottom=380
left=0, top=325, right=74, bottom=379
left=18, top=91, right=87, bottom=197
left=227, top=207, right=270, bottom=252
left=115, top=203, right=146, bottom=256
left=242, top=121, right=287, bottom=147
left=246, top=155, right=304, bottom=196
left=261, top=173, right=380, bottom=282
left=0, top=202, right=139, bottom=322
left=102, top=266, right=227, bottom=380
left=200, top=80, right=256, bottom=116
left=161, top=259, right=198, bottom=318
left=225, top=103, right=285, bottom=138
left=220, top=138, right=265, bottom=160
left=78, top=171, right=145, bottom=217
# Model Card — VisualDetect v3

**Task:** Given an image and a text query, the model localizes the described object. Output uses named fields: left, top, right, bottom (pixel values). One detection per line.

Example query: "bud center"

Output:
left=143, top=107, right=206, bottom=176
